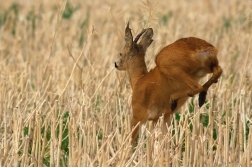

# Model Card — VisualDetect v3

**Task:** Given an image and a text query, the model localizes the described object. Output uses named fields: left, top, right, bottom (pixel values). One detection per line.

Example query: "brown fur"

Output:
left=115, top=24, right=222, bottom=144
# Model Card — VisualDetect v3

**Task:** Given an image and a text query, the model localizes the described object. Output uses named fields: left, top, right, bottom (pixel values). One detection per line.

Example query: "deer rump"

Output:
left=156, top=37, right=218, bottom=80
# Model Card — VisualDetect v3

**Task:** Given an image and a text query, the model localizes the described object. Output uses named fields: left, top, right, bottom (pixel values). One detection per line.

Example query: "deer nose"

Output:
left=114, top=62, right=118, bottom=68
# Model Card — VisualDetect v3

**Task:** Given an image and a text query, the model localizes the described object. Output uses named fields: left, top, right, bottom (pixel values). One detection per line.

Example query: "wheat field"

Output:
left=0, top=0, right=251, bottom=166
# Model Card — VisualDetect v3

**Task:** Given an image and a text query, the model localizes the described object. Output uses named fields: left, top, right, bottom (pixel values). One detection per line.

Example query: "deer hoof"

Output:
left=171, top=99, right=178, bottom=111
left=187, top=93, right=194, bottom=97
left=198, top=91, right=207, bottom=107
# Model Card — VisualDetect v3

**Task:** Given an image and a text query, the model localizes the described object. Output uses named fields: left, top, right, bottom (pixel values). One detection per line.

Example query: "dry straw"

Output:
left=0, top=0, right=251, bottom=166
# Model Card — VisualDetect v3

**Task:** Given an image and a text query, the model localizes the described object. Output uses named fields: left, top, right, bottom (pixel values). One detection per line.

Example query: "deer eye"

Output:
left=119, top=53, right=122, bottom=56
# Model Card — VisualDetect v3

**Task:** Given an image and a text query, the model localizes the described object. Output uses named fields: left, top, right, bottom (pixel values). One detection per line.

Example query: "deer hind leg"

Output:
left=199, top=65, right=223, bottom=106
left=168, top=71, right=204, bottom=111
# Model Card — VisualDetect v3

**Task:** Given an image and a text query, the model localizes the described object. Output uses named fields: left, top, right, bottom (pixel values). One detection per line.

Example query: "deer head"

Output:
left=115, top=23, right=154, bottom=71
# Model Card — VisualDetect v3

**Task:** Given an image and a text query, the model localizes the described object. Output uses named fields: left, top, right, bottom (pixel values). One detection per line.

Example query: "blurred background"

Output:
left=0, top=0, right=251, bottom=166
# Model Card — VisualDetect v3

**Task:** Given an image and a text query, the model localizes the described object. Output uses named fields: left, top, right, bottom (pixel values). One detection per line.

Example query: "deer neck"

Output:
left=127, top=64, right=147, bottom=89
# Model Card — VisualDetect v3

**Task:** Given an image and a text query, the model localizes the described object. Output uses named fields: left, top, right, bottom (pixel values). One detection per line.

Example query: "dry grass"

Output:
left=0, top=0, right=252, bottom=166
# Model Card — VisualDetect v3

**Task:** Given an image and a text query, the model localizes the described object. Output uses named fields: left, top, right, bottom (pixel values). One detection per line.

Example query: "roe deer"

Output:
left=115, top=23, right=222, bottom=144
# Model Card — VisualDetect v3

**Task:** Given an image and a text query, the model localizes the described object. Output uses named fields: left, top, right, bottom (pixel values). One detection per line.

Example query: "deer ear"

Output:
left=139, top=28, right=154, bottom=52
left=125, top=22, right=133, bottom=49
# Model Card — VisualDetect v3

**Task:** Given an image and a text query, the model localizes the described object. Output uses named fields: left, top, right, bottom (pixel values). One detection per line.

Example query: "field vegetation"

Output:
left=0, top=0, right=252, bottom=166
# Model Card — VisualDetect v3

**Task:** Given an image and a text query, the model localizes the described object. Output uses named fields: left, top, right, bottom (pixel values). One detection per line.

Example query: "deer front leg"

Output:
left=130, top=108, right=148, bottom=145
left=162, top=112, right=172, bottom=134
left=199, top=65, right=223, bottom=106
left=131, top=117, right=141, bottom=145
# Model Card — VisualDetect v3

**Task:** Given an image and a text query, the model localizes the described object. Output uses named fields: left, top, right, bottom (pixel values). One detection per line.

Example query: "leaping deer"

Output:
left=115, top=23, right=222, bottom=144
